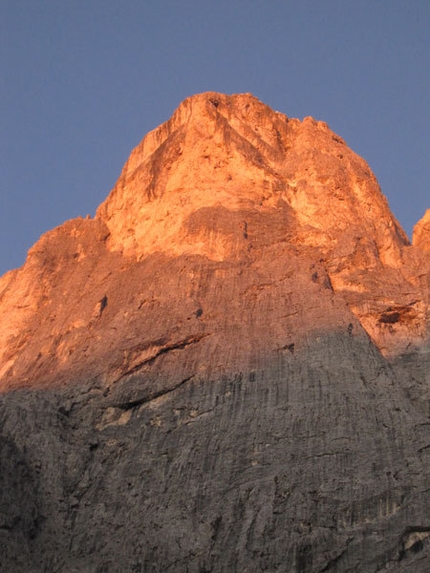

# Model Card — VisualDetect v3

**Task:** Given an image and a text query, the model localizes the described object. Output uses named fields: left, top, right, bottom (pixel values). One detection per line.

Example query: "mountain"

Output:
left=0, top=92, right=429, bottom=572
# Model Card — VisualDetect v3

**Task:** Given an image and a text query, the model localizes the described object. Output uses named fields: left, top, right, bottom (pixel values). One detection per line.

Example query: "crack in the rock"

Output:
left=318, top=538, right=352, bottom=572
left=116, top=375, right=195, bottom=410
left=418, top=443, right=430, bottom=453
left=399, top=525, right=430, bottom=560
left=181, top=405, right=218, bottom=426
left=121, top=333, right=210, bottom=379
left=305, top=451, right=344, bottom=460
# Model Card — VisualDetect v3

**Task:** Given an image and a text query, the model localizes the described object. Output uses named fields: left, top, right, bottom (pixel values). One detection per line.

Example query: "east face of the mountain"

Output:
left=0, top=93, right=429, bottom=572
left=0, top=92, right=429, bottom=391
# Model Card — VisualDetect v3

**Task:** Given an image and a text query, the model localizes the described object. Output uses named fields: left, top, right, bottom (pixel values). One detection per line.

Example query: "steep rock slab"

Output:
left=1, top=335, right=429, bottom=572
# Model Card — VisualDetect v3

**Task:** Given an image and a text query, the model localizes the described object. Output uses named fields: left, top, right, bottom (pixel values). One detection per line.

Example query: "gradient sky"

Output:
left=1, top=1, right=429, bottom=275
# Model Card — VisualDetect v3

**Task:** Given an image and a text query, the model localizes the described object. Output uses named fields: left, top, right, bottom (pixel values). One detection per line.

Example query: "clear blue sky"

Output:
left=1, top=1, right=429, bottom=275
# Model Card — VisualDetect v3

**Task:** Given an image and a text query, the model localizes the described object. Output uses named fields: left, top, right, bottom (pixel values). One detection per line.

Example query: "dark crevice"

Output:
left=403, top=525, right=430, bottom=534
left=399, top=526, right=430, bottom=561
left=418, top=444, right=430, bottom=453
left=99, top=295, right=108, bottom=313
left=379, top=311, right=401, bottom=324
left=281, top=342, right=295, bottom=354
left=116, top=375, right=195, bottom=410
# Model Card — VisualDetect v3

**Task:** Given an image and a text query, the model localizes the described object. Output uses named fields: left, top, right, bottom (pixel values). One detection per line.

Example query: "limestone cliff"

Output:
left=0, top=93, right=429, bottom=572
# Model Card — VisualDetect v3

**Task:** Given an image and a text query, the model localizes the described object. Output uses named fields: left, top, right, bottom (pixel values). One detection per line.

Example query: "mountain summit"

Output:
left=1, top=93, right=429, bottom=572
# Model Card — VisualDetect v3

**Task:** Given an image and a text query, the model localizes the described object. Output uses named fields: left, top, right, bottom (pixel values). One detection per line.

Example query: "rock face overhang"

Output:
left=0, top=93, right=429, bottom=572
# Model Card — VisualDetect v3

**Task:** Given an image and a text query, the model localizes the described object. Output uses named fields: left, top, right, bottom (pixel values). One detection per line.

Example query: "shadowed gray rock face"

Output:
left=1, top=334, right=429, bottom=572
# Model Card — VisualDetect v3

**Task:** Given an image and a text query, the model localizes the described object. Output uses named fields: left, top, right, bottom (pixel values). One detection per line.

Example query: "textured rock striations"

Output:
left=0, top=92, right=429, bottom=572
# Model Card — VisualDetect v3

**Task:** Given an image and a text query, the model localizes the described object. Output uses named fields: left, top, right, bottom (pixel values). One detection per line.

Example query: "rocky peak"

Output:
left=97, top=92, right=408, bottom=267
left=0, top=92, right=429, bottom=391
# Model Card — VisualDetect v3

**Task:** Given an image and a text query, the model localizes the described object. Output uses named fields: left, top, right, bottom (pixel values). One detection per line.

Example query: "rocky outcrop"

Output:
left=413, top=209, right=430, bottom=252
left=0, top=93, right=429, bottom=572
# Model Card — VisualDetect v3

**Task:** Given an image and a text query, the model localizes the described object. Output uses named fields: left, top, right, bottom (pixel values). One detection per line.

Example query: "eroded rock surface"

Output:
left=0, top=93, right=429, bottom=572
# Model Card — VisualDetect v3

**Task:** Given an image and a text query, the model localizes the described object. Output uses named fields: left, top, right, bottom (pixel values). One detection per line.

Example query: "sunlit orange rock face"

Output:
left=413, top=209, right=430, bottom=252
left=0, top=92, right=429, bottom=390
